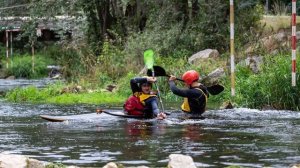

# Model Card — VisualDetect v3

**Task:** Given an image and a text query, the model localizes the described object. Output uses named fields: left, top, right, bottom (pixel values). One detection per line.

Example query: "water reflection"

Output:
left=125, top=120, right=167, bottom=139
left=182, top=124, right=203, bottom=142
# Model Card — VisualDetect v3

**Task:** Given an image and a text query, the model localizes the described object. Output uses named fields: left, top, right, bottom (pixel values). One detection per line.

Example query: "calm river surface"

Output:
left=1, top=100, right=300, bottom=167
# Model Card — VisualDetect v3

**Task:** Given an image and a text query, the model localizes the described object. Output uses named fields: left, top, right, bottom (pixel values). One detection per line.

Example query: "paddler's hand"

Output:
left=169, top=75, right=176, bottom=81
left=150, top=90, right=158, bottom=95
left=157, top=112, right=167, bottom=120
left=96, top=109, right=102, bottom=114
left=147, top=76, right=157, bottom=83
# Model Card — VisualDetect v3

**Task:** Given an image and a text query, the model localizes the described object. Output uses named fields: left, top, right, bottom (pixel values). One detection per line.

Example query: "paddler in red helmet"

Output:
left=168, top=70, right=209, bottom=117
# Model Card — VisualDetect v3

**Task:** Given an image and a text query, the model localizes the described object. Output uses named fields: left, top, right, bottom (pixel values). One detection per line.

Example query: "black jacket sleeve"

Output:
left=130, top=77, right=148, bottom=93
left=169, top=81, right=202, bottom=98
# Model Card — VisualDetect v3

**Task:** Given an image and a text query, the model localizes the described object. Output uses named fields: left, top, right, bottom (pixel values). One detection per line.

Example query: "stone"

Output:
left=0, top=153, right=27, bottom=168
left=5, top=76, right=15, bottom=80
left=220, top=101, right=234, bottom=109
left=292, top=164, right=300, bottom=168
left=106, top=84, right=116, bottom=92
left=188, top=49, right=219, bottom=64
left=27, top=158, right=45, bottom=168
left=202, top=68, right=225, bottom=85
left=245, top=56, right=263, bottom=73
left=103, top=162, right=118, bottom=168
left=167, top=154, right=196, bottom=168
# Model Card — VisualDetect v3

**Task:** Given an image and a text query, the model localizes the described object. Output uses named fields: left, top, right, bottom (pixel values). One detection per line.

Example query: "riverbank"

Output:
left=2, top=51, right=300, bottom=111
left=1, top=83, right=226, bottom=110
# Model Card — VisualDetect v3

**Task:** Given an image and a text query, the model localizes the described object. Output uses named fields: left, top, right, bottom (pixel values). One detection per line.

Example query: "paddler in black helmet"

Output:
left=124, top=76, right=166, bottom=119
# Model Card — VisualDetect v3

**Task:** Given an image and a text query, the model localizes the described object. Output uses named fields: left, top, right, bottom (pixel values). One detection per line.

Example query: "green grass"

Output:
left=218, top=53, right=300, bottom=110
left=3, top=54, right=54, bottom=78
left=261, top=15, right=300, bottom=33
left=46, top=92, right=126, bottom=105
left=6, top=84, right=126, bottom=106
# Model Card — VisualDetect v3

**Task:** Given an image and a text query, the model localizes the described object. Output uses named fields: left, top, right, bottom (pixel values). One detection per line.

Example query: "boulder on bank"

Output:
left=201, top=68, right=225, bottom=85
left=220, top=101, right=234, bottom=109
left=245, top=31, right=290, bottom=55
left=188, top=49, right=219, bottom=64
left=237, top=56, right=263, bottom=74
left=5, top=76, right=15, bottom=80
left=60, top=85, right=83, bottom=94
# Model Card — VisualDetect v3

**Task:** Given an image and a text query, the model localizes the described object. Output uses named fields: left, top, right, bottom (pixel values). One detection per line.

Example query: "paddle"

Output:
left=96, top=109, right=145, bottom=119
left=143, top=49, right=165, bottom=114
left=147, top=66, right=184, bottom=82
left=96, top=109, right=170, bottom=119
left=147, top=65, right=224, bottom=95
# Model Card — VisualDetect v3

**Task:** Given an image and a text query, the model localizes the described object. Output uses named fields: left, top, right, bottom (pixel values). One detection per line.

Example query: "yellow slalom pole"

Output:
left=230, top=0, right=235, bottom=96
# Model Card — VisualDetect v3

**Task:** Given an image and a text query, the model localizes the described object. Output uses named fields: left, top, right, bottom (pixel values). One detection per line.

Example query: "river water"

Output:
left=1, top=100, right=300, bottom=167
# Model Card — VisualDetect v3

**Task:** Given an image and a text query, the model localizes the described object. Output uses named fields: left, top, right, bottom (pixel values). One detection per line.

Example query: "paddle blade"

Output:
left=147, top=66, right=167, bottom=77
left=207, top=84, right=224, bottom=95
left=143, top=49, right=154, bottom=69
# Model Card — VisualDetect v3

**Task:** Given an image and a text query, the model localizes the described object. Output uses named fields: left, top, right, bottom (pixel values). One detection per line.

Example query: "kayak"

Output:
left=40, top=110, right=148, bottom=122
left=40, top=110, right=205, bottom=122
left=40, top=115, right=68, bottom=122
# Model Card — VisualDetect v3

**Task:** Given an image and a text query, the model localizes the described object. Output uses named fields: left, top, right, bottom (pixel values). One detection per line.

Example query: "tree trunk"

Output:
left=192, top=0, right=199, bottom=18
left=111, top=0, right=128, bottom=36
left=95, top=0, right=111, bottom=38
left=265, top=0, right=269, bottom=14
left=174, top=0, right=189, bottom=27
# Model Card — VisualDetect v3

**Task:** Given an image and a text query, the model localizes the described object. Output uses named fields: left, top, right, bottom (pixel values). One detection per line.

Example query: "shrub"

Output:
left=221, top=54, right=300, bottom=110
left=5, top=54, right=54, bottom=78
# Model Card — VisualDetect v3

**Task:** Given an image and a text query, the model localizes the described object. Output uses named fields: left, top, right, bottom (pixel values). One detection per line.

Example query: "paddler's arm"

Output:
left=168, top=77, right=201, bottom=98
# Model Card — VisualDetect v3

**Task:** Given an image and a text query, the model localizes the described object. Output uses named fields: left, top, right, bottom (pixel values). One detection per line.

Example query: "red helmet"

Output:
left=182, top=70, right=199, bottom=85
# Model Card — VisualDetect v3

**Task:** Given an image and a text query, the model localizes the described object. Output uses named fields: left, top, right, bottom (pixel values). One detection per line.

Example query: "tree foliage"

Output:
left=0, top=0, right=264, bottom=78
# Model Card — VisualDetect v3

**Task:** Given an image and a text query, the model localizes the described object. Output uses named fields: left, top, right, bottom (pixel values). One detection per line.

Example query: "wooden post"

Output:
left=230, top=0, right=235, bottom=96
left=292, top=0, right=296, bottom=86
left=10, top=31, right=13, bottom=58
left=6, top=30, right=9, bottom=68
left=32, top=41, right=35, bottom=73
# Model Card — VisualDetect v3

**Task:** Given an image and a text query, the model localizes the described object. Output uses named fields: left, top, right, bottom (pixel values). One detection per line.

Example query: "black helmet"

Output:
left=139, top=79, right=152, bottom=88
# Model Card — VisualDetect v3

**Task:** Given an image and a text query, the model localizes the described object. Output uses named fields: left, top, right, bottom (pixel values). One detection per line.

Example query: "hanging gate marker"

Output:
left=292, top=0, right=297, bottom=86
left=230, top=0, right=235, bottom=96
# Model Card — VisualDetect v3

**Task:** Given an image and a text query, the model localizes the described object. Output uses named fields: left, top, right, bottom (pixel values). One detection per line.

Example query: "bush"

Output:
left=5, top=54, right=54, bottom=78
left=6, top=84, right=62, bottom=103
left=221, top=53, right=300, bottom=110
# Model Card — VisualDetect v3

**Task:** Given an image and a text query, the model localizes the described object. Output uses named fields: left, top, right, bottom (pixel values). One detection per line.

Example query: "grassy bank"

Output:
left=215, top=53, right=300, bottom=111
left=5, top=84, right=127, bottom=106
left=4, top=51, right=300, bottom=111
left=261, top=15, right=300, bottom=33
